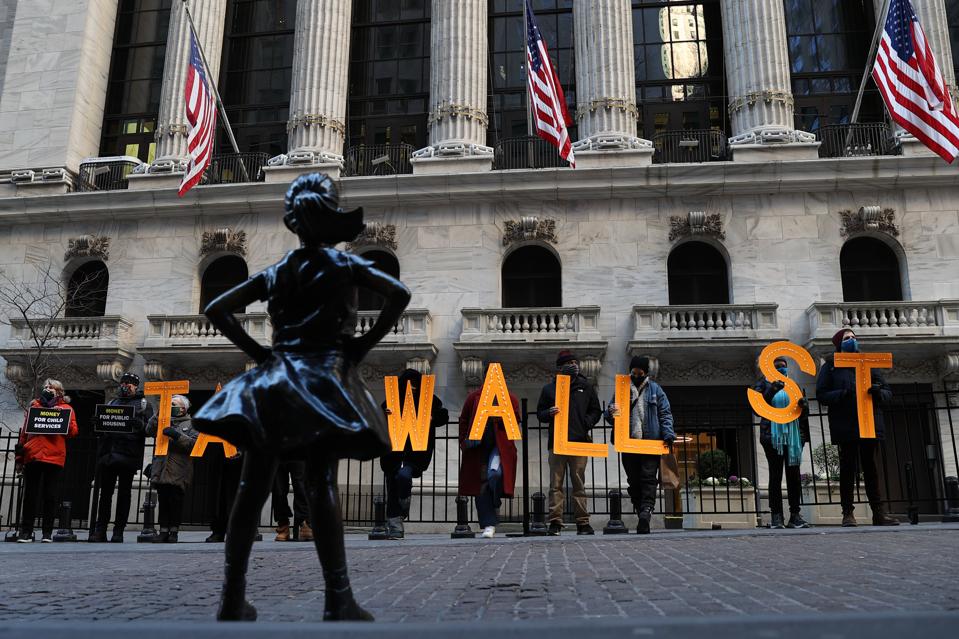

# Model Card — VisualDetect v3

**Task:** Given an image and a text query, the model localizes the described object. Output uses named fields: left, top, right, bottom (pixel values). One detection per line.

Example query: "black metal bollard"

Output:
left=527, top=491, right=548, bottom=536
left=451, top=496, right=475, bottom=539
left=905, top=462, right=919, bottom=525
left=368, top=495, right=390, bottom=540
left=52, top=501, right=77, bottom=542
left=6, top=475, right=26, bottom=542
left=136, top=490, right=157, bottom=543
left=603, top=490, right=628, bottom=534
left=943, top=476, right=959, bottom=523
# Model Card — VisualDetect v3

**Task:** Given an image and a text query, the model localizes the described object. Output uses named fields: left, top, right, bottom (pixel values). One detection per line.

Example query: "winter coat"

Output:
left=536, top=374, right=602, bottom=450
left=816, top=355, right=892, bottom=444
left=17, top=398, right=79, bottom=467
left=751, top=379, right=811, bottom=447
left=379, top=395, right=449, bottom=478
left=96, top=395, right=154, bottom=471
left=457, top=388, right=518, bottom=498
left=603, top=380, right=675, bottom=443
left=146, top=414, right=199, bottom=492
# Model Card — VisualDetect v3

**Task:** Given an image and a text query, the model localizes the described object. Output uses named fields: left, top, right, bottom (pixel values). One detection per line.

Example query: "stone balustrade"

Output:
left=807, top=300, right=959, bottom=339
left=354, top=309, right=432, bottom=343
left=631, top=304, right=779, bottom=340
left=7, top=316, right=133, bottom=348
left=144, top=313, right=271, bottom=348
left=459, top=306, right=602, bottom=342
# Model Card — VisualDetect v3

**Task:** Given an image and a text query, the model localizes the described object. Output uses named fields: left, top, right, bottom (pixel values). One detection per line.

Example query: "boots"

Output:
left=274, top=520, right=290, bottom=542
left=217, top=565, right=257, bottom=622
left=110, top=528, right=124, bottom=543
left=323, top=567, right=373, bottom=622
left=636, top=508, right=652, bottom=535
left=841, top=509, right=857, bottom=527
left=153, top=528, right=170, bottom=543
left=386, top=516, right=404, bottom=539
left=872, top=505, right=901, bottom=526
left=88, top=527, right=108, bottom=543
left=298, top=521, right=314, bottom=542
left=166, top=527, right=179, bottom=543
left=399, top=497, right=412, bottom=520
left=770, top=513, right=785, bottom=529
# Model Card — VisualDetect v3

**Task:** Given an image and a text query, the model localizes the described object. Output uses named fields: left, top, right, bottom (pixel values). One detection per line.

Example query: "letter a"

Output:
left=384, top=374, right=436, bottom=452
left=747, top=341, right=816, bottom=424
left=468, top=363, right=521, bottom=441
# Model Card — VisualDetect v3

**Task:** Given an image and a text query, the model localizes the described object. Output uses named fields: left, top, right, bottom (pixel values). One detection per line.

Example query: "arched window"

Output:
left=502, top=245, right=561, bottom=308
left=840, top=237, right=903, bottom=302
left=200, top=255, right=249, bottom=313
left=667, top=241, right=729, bottom=305
left=66, top=261, right=109, bottom=317
left=358, top=250, right=400, bottom=311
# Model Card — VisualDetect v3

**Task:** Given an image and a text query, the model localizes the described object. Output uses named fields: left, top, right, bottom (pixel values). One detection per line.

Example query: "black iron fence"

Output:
left=493, top=136, right=569, bottom=170
left=2, top=389, right=956, bottom=536
left=818, top=123, right=897, bottom=158
left=204, top=152, right=269, bottom=185
left=343, top=144, right=414, bottom=177
left=76, top=157, right=143, bottom=192
left=652, top=129, right=728, bottom=164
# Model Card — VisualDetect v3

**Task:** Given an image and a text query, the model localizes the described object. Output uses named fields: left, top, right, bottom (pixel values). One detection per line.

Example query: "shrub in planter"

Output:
left=696, top=449, right=730, bottom=482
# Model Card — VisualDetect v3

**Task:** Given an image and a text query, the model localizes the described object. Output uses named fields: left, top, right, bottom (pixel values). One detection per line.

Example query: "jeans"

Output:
left=94, top=464, right=135, bottom=532
left=272, top=460, right=310, bottom=526
left=621, top=453, right=660, bottom=513
left=838, top=440, right=884, bottom=513
left=20, top=461, right=62, bottom=538
left=475, top=451, right=503, bottom=528
left=761, top=443, right=802, bottom=516
left=156, top=484, right=185, bottom=529
left=386, top=464, right=415, bottom=519
left=548, top=453, right=589, bottom=524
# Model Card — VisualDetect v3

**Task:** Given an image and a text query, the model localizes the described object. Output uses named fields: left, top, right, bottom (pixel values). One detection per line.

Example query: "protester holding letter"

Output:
left=206, top=450, right=243, bottom=543
left=816, top=329, right=899, bottom=527
left=537, top=350, right=602, bottom=536
left=380, top=368, right=449, bottom=539
left=15, top=379, right=78, bottom=543
left=272, top=461, right=311, bottom=542
left=146, top=394, right=198, bottom=542
left=752, top=356, right=810, bottom=529
left=89, top=372, right=154, bottom=543
left=605, top=357, right=675, bottom=534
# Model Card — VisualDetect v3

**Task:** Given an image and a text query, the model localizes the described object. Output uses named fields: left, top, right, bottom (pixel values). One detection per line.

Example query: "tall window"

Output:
left=200, top=256, right=249, bottom=312
left=488, top=0, right=575, bottom=145
left=667, top=241, right=729, bottom=305
left=502, top=245, right=561, bottom=308
left=840, top=237, right=903, bottom=302
left=347, top=0, right=431, bottom=148
left=66, top=262, right=110, bottom=317
left=784, top=0, right=882, bottom=133
left=357, top=250, right=400, bottom=311
left=631, top=1, right=725, bottom=139
left=99, top=0, right=172, bottom=162
left=220, top=0, right=296, bottom=157
left=948, top=0, right=959, bottom=87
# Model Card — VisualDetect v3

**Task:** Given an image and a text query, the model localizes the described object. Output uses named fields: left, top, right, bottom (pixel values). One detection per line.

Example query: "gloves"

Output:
left=665, top=438, right=675, bottom=453
left=867, top=384, right=882, bottom=396
left=798, top=397, right=808, bottom=409
left=770, top=380, right=785, bottom=393
left=162, top=426, right=180, bottom=440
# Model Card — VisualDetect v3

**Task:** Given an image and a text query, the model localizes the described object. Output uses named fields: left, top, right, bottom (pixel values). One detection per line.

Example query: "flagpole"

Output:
left=846, top=0, right=891, bottom=150
left=524, top=0, right=533, bottom=138
left=180, top=0, right=250, bottom=182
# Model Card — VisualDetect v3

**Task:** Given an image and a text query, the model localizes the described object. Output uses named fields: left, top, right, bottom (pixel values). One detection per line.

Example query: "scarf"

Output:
left=770, top=388, right=803, bottom=466
left=631, top=378, right=649, bottom=440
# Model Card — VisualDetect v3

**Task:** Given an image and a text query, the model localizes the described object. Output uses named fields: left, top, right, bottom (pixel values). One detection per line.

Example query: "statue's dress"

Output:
left=193, top=247, right=389, bottom=460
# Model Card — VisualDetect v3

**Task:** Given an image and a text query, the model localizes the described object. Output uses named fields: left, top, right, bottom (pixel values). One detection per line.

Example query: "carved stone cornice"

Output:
left=658, top=359, right=754, bottom=384
left=346, top=222, right=397, bottom=252
left=428, top=101, right=489, bottom=127
left=839, top=206, right=899, bottom=238
left=287, top=112, right=346, bottom=136
left=728, top=90, right=793, bottom=115
left=201, top=228, right=247, bottom=257
left=669, top=211, right=725, bottom=242
left=502, top=217, right=557, bottom=247
left=65, top=234, right=110, bottom=262
left=575, top=97, right=639, bottom=122
left=155, top=123, right=189, bottom=137
left=885, top=357, right=940, bottom=382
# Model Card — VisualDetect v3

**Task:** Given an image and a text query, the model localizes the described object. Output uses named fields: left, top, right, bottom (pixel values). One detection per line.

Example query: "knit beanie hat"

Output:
left=556, top=350, right=577, bottom=367
left=629, top=356, right=650, bottom=373
left=832, top=328, right=854, bottom=351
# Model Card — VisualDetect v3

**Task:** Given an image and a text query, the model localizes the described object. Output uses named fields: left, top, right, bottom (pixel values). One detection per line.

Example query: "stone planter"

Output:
left=680, top=486, right=759, bottom=530
left=800, top=484, right=872, bottom=526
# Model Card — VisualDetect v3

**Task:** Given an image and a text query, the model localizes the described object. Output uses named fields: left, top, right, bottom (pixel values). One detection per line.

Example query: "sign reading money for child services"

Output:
left=94, top=404, right=136, bottom=434
left=25, top=407, right=71, bottom=435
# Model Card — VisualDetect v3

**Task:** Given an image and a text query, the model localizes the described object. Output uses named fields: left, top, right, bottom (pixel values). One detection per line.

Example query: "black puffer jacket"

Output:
left=816, top=355, right=892, bottom=443
left=379, top=369, right=449, bottom=478
left=96, top=395, right=154, bottom=471
left=536, top=374, right=602, bottom=450
left=751, top=379, right=810, bottom=447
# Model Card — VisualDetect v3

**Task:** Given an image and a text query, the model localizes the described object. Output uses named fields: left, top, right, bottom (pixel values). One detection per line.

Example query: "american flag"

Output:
left=872, top=0, right=959, bottom=163
left=525, top=0, right=575, bottom=167
left=179, top=27, right=218, bottom=196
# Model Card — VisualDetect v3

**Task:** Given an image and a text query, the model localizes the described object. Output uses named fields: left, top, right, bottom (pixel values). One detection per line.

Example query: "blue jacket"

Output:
left=604, top=380, right=675, bottom=443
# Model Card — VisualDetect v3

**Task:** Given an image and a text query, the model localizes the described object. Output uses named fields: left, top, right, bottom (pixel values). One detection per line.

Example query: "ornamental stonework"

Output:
left=64, top=234, right=110, bottom=262
left=669, top=211, right=725, bottom=242
left=502, top=217, right=557, bottom=247
left=839, top=206, right=899, bottom=238
left=201, top=228, right=247, bottom=257
left=347, top=222, right=397, bottom=251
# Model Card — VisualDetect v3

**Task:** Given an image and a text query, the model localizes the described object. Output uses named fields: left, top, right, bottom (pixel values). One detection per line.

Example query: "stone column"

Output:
left=412, top=0, right=493, bottom=174
left=571, top=0, right=652, bottom=167
left=720, top=0, right=818, bottom=161
left=264, top=0, right=352, bottom=181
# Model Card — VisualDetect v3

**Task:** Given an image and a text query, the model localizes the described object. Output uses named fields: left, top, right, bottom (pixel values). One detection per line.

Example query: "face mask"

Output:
left=631, top=373, right=646, bottom=386
left=171, top=405, right=185, bottom=418
left=775, top=365, right=788, bottom=376
left=841, top=338, right=859, bottom=353
left=561, top=364, right=579, bottom=377
left=118, top=385, right=132, bottom=397
left=40, top=388, right=56, bottom=403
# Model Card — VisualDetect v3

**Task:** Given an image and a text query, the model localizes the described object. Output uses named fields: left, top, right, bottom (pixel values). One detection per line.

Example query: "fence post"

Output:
left=451, top=496, right=475, bottom=538
left=943, top=476, right=959, bottom=523
left=905, top=462, right=919, bottom=525
left=136, top=489, right=157, bottom=543
left=87, top=471, right=101, bottom=536
left=368, top=495, right=389, bottom=540
left=528, top=492, right=548, bottom=536
left=603, top=490, right=628, bottom=534
left=52, top=501, right=77, bottom=542
left=521, top=398, right=530, bottom=536
left=5, top=475, right=25, bottom=542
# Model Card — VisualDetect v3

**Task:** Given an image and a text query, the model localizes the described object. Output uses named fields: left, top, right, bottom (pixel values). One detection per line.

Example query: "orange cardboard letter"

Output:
left=468, top=363, right=521, bottom=441
left=384, top=374, right=436, bottom=452
left=190, top=433, right=238, bottom=458
left=144, top=380, right=190, bottom=456
left=612, top=375, right=668, bottom=455
left=833, top=352, right=893, bottom=439
left=747, top=341, right=816, bottom=424
left=552, top=374, right=607, bottom=457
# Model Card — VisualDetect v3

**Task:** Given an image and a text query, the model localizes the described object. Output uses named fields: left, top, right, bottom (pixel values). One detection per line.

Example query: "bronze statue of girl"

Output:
left=193, top=173, right=410, bottom=622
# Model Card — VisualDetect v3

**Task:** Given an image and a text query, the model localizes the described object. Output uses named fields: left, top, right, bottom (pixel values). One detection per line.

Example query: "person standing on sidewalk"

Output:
left=752, top=356, right=810, bottom=529
left=816, top=328, right=899, bottom=527
left=146, top=394, right=199, bottom=543
left=15, top=379, right=79, bottom=543
left=90, top=372, right=154, bottom=543
left=605, top=356, right=674, bottom=535
left=537, top=350, right=602, bottom=536
left=272, top=461, right=311, bottom=542
left=206, top=450, right=243, bottom=543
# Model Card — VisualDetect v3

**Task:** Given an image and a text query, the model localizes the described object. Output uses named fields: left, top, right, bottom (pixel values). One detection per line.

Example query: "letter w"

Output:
left=384, top=375, right=435, bottom=452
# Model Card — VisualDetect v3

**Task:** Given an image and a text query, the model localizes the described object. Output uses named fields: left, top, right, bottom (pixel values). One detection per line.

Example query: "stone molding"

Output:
left=427, top=101, right=489, bottom=128
left=728, top=90, right=793, bottom=114
left=575, top=97, right=639, bottom=121
left=156, top=123, right=188, bottom=138
left=65, top=234, right=110, bottom=261
left=200, top=228, right=247, bottom=257
left=571, top=134, right=652, bottom=152
left=288, top=112, right=346, bottom=136
left=658, top=359, right=755, bottom=384
left=839, top=206, right=899, bottom=238
left=346, top=222, right=397, bottom=251
left=412, top=142, right=494, bottom=159
left=502, top=217, right=557, bottom=247
left=728, top=126, right=817, bottom=146
left=668, top=211, right=725, bottom=242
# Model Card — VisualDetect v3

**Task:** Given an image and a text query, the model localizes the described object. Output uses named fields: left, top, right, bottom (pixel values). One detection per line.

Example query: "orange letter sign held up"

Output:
left=468, top=363, right=521, bottom=441
left=384, top=374, right=436, bottom=452
left=834, top=352, right=893, bottom=439
left=553, top=374, right=607, bottom=457
left=191, top=382, right=237, bottom=458
left=144, top=380, right=190, bottom=456
left=747, top=341, right=817, bottom=424
left=612, top=374, right=668, bottom=456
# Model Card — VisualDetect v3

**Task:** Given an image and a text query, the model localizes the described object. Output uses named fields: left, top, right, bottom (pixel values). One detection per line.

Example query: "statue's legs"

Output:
left=306, top=453, right=374, bottom=621
left=218, top=450, right=278, bottom=621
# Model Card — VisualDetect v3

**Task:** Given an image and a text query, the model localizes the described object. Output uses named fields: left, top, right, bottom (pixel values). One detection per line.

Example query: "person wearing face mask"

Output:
left=752, top=357, right=810, bottom=529
left=604, top=356, right=675, bottom=535
left=536, top=350, right=602, bottom=535
left=816, top=329, right=899, bottom=527
left=145, top=394, right=199, bottom=542
left=89, top=372, right=154, bottom=543
left=15, top=379, right=79, bottom=542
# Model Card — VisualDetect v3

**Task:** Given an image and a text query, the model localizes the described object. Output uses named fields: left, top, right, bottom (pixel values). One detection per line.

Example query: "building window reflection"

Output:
left=66, top=261, right=110, bottom=318
left=947, top=0, right=959, bottom=89
left=840, top=237, right=903, bottom=302
left=502, top=245, right=562, bottom=308
left=200, top=255, right=249, bottom=313
left=667, top=241, right=729, bottom=305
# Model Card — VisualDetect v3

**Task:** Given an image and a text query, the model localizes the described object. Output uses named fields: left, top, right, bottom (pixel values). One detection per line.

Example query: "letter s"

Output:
left=747, top=341, right=816, bottom=424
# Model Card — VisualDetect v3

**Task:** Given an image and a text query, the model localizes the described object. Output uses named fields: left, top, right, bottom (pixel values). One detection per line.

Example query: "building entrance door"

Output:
left=881, top=385, right=942, bottom=516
